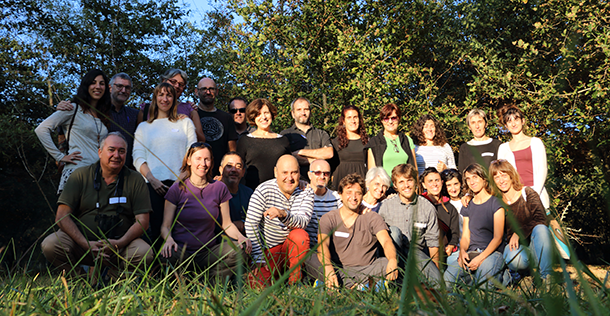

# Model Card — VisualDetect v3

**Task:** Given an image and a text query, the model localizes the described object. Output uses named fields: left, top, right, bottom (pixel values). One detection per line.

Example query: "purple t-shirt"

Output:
left=165, top=179, right=231, bottom=253
left=461, top=195, right=505, bottom=253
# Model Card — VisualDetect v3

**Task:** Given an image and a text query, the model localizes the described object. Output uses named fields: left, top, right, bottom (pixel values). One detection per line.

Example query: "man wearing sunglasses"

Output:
left=228, top=96, right=256, bottom=139
left=196, top=77, right=238, bottom=176
left=304, top=159, right=342, bottom=247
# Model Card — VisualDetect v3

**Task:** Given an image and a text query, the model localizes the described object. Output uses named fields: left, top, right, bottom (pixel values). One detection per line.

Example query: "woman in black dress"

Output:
left=236, top=98, right=291, bottom=189
left=330, top=105, right=368, bottom=190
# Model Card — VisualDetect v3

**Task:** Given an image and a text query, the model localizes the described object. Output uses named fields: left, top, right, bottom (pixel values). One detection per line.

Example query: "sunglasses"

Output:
left=383, top=116, right=399, bottom=122
left=310, top=170, right=331, bottom=177
left=190, top=142, right=212, bottom=149
left=229, top=108, right=246, bottom=114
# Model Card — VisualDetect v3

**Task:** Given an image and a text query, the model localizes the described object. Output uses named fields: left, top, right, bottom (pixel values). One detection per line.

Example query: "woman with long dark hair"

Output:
left=411, top=114, right=456, bottom=175
left=330, top=105, right=368, bottom=189
left=133, top=82, right=197, bottom=243
left=35, top=69, right=111, bottom=193
left=490, top=159, right=553, bottom=280
left=444, top=164, right=505, bottom=289
left=161, top=142, right=251, bottom=278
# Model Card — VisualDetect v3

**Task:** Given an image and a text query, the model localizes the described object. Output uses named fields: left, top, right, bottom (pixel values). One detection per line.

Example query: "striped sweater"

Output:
left=245, top=179, right=315, bottom=263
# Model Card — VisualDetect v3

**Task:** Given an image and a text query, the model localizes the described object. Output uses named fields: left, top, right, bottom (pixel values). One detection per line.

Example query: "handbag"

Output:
left=57, top=104, right=79, bottom=174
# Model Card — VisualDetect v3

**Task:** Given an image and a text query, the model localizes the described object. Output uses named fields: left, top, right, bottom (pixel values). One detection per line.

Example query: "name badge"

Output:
left=482, top=152, right=494, bottom=157
left=335, top=231, right=350, bottom=238
left=109, top=197, right=127, bottom=204
left=414, top=222, right=427, bottom=229
left=171, top=128, right=179, bottom=132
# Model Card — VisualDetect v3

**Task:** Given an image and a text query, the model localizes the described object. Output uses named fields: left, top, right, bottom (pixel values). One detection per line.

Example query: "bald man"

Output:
left=245, top=155, right=315, bottom=288
left=304, top=160, right=342, bottom=246
left=196, top=77, right=238, bottom=176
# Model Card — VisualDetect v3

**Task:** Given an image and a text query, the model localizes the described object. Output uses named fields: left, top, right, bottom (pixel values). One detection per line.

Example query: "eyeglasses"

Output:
left=113, top=83, right=132, bottom=92
left=197, top=87, right=216, bottom=93
left=229, top=108, right=246, bottom=114
left=167, top=78, right=186, bottom=89
left=310, top=170, right=331, bottom=177
left=383, top=116, right=399, bottom=122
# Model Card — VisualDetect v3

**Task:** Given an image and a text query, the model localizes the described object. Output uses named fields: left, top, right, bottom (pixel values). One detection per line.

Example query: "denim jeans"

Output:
left=503, top=224, right=554, bottom=277
left=444, top=250, right=504, bottom=290
left=388, top=226, right=443, bottom=289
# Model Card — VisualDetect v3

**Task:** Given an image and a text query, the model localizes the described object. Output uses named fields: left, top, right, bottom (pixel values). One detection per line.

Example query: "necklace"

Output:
left=388, top=137, right=400, bottom=153
left=505, top=189, right=521, bottom=204
left=90, top=110, right=103, bottom=146
left=190, top=178, right=209, bottom=189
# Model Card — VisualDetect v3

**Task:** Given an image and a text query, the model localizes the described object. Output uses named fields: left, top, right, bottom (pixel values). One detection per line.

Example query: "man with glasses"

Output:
left=57, top=73, right=139, bottom=168
left=280, top=97, right=333, bottom=180
left=304, top=159, right=342, bottom=247
left=196, top=77, right=238, bottom=176
left=219, top=151, right=253, bottom=235
left=228, top=97, right=255, bottom=139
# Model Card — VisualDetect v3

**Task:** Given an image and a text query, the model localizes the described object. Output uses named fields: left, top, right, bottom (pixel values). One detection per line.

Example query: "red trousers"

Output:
left=247, top=229, right=310, bottom=288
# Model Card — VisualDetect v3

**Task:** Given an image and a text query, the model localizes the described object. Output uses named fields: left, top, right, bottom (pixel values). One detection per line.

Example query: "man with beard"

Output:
left=378, top=163, right=443, bottom=288
left=312, top=173, right=398, bottom=289
left=41, top=132, right=152, bottom=279
left=57, top=73, right=139, bottom=168
left=245, top=155, right=314, bottom=288
left=280, top=97, right=333, bottom=180
left=196, top=78, right=238, bottom=176
left=219, top=151, right=253, bottom=235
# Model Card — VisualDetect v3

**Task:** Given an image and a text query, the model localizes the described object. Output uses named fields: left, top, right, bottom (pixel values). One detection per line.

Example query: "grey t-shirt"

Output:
left=319, top=209, right=388, bottom=267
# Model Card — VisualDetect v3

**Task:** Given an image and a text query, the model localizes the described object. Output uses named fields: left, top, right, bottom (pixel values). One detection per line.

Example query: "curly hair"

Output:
left=411, top=114, right=448, bottom=146
left=336, top=105, right=368, bottom=150
left=246, top=98, right=278, bottom=127
left=338, top=173, right=367, bottom=195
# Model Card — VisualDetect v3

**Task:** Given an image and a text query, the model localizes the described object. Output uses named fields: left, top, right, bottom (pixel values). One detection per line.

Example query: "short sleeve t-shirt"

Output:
left=165, top=179, right=232, bottom=253
left=228, top=184, right=254, bottom=222
left=197, top=109, right=238, bottom=176
left=319, top=209, right=388, bottom=267
left=58, top=164, right=152, bottom=240
left=461, top=195, right=504, bottom=253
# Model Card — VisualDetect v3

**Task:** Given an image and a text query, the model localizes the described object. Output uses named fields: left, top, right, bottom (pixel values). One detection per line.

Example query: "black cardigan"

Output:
left=365, top=130, right=417, bottom=171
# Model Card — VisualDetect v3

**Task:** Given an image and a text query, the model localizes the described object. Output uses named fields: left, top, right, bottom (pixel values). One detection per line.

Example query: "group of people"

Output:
left=35, top=68, right=563, bottom=290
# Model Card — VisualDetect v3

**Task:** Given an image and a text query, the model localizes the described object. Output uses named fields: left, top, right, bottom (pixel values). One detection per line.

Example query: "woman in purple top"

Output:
left=160, top=142, right=251, bottom=278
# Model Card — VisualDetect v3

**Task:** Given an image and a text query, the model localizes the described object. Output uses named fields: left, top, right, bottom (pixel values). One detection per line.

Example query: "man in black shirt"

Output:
left=196, top=77, right=238, bottom=176
left=280, top=97, right=333, bottom=180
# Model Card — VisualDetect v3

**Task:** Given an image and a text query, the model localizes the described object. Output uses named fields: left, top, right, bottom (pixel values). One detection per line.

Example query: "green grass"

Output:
left=1, top=258, right=608, bottom=316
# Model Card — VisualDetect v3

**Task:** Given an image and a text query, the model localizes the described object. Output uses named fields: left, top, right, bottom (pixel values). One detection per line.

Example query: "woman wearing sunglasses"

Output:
left=161, top=142, right=251, bottom=279
left=411, top=114, right=455, bottom=175
left=133, top=82, right=197, bottom=244
left=365, top=103, right=418, bottom=182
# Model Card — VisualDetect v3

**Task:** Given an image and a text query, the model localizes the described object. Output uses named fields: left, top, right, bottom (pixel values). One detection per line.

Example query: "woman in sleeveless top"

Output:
left=496, top=106, right=550, bottom=209
left=330, top=105, right=368, bottom=190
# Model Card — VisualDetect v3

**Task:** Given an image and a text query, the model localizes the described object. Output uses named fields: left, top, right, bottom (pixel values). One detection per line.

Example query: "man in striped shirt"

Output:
left=245, top=155, right=315, bottom=288
left=305, top=159, right=342, bottom=247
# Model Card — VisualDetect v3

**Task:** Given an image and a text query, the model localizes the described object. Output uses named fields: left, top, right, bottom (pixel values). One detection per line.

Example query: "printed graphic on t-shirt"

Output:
left=200, top=117, right=224, bottom=142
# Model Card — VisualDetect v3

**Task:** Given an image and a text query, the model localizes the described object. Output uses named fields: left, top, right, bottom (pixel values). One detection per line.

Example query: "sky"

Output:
left=181, top=0, right=216, bottom=25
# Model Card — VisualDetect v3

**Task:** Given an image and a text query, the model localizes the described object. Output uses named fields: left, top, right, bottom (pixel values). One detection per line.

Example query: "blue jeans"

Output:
left=444, top=250, right=504, bottom=290
left=503, top=224, right=553, bottom=277
left=388, top=226, right=442, bottom=288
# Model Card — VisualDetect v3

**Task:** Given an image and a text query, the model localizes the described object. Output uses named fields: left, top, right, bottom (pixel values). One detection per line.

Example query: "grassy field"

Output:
left=1, top=255, right=608, bottom=316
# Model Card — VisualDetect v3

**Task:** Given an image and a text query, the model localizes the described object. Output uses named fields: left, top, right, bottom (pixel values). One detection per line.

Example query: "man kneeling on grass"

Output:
left=41, top=132, right=152, bottom=280
left=311, top=173, right=398, bottom=289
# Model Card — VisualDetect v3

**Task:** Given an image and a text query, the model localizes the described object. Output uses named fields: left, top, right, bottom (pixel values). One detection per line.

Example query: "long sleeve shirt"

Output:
left=244, top=179, right=314, bottom=263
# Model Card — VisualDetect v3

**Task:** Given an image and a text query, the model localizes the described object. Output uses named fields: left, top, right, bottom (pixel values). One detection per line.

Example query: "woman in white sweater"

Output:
left=133, top=82, right=196, bottom=243
left=35, top=69, right=111, bottom=194
left=412, top=114, right=456, bottom=175
left=496, top=106, right=549, bottom=209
